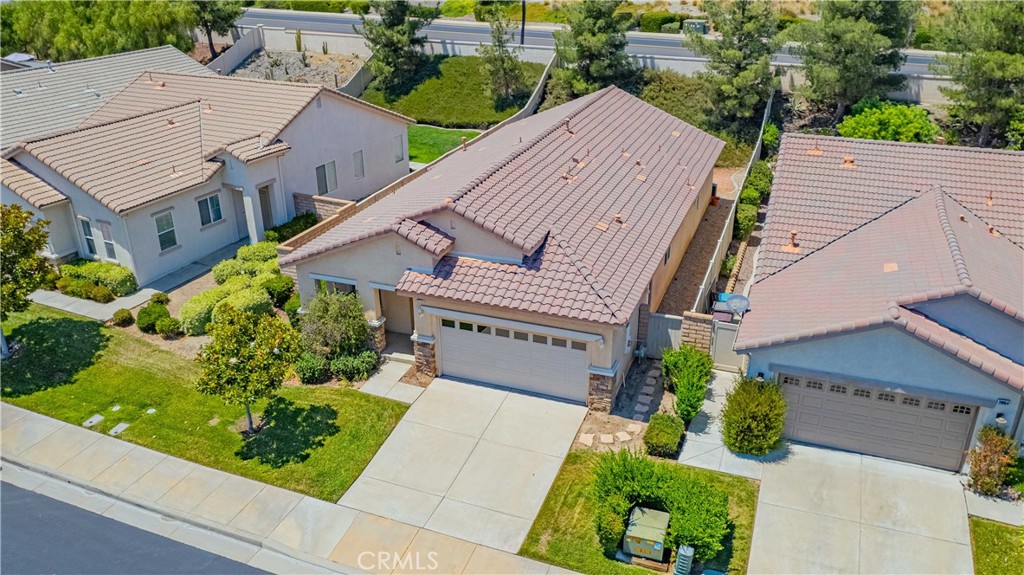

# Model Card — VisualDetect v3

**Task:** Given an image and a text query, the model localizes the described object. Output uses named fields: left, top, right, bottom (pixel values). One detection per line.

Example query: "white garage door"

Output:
left=438, top=318, right=589, bottom=403
left=780, top=373, right=977, bottom=471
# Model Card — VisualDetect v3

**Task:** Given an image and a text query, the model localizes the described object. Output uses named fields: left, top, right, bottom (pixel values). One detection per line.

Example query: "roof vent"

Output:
left=36, top=81, right=45, bottom=90
left=635, top=160, right=646, bottom=169
left=621, top=149, right=631, bottom=158
left=204, top=103, right=214, bottom=114
left=146, top=72, right=154, bottom=83
left=563, top=118, right=574, bottom=135
left=959, top=213, right=967, bottom=223
left=156, top=81, right=166, bottom=90
left=636, top=173, right=647, bottom=182
left=989, top=226, right=1001, bottom=238
left=841, top=156, right=857, bottom=169
left=782, top=230, right=800, bottom=253
left=167, top=118, right=178, bottom=128
left=444, top=197, right=454, bottom=204
left=170, top=165, right=181, bottom=178
left=883, top=262, right=899, bottom=273
left=11, top=89, right=22, bottom=96
left=46, top=61, right=55, bottom=73
left=986, top=191, right=993, bottom=206
left=806, top=142, right=823, bottom=156
left=671, top=130, right=681, bottom=138
left=613, top=214, right=626, bottom=228
left=595, top=221, right=609, bottom=231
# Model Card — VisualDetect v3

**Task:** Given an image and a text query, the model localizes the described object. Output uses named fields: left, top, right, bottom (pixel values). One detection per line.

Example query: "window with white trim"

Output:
left=353, top=150, right=364, bottom=179
left=80, top=218, right=97, bottom=255
left=315, top=161, right=338, bottom=195
left=393, top=134, right=404, bottom=163
left=97, top=221, right=116, bottom=260
left=197, top=194, right=223, bottom=226
left=154, top=212, right=177, bottom=251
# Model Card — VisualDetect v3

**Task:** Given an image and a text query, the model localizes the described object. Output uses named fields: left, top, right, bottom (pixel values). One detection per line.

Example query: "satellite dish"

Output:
left=725, top=294, right=750, bottom=315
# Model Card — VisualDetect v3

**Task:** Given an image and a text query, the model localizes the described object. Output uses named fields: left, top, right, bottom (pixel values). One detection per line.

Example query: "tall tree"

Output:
left=360, top=0, right=436, bottom=94
left=196, top=307, right=301, bottom=433
left=818, top=0, right=918, bottom=70
left=687, top=0, right=779, bottom=123
left=936, top=0, right=1024, bottom=147
left=1, top=204, right=51, bottom=359
left=192, top=0, right=243, bottom=59
left=791, top=7, right=893, bottom=118
left=477, top=2, right=527, bottom=105
left=553, top=0, right=638, bottom=96
left=3, top=0, right=196, bottom=63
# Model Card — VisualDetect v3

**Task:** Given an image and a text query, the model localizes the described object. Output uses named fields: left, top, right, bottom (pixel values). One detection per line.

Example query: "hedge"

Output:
left=180, top=275, right=252, bottom=335
left=330, top=350, right=380, bottom=382
left=155, top=317, right=182, bottom=339
left=739, top=187, right=761, bottom=206
left=721, top=375, right=787, bottom=455
left=295, top=352, right=330, bottom=385
left=284, top=292, right=302, bottom=327
left=734, top=204, right=757, bottom=240
left=60, top=260, right=137, bottom=296
left=236, top=241, right=279, bottom=262
left=640, top=11, right=678, bottom=32
left=137, top=303, right=170, bottom=334
left=662, top=344, right=713, bottom=422
left=745, top=161, right=773, bottom=199
left=211, top=256, right=280, bottom=284
left=255, top=273, right=295, bottom=307
left=211, top=287, right=273, bottom=324
left=644, top=413, right=685, bottom=457
left=264, top=212, right=318, bottom=243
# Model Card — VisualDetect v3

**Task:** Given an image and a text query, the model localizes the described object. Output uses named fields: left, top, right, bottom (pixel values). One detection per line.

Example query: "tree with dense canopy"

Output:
left=192, top=0, right=243, bottom=59
left=196, top=307, right=301, bottom=433
left=360, top=0, right=436, bottom=94
left=552, top=0, right=639, bottom=98
left=1, top=204, right=51, bottom=358
left=687, top=0, right=779, bottom=124
left=836, top=98, right=938, bottom=143
left=477, top=2, right=528, bottom=105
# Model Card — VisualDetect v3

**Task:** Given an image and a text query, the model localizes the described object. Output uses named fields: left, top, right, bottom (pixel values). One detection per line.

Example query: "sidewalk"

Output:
left=0, top=403, right=569, bottom=575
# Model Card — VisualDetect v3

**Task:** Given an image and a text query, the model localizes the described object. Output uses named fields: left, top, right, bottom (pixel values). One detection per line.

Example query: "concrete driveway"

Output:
left=748, top=445, right=973, bottom=575
left=340, top=378, right=587, bottom=553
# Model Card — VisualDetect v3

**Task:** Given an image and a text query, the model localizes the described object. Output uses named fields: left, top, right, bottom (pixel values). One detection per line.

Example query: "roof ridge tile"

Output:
left=933, top=188, right=973, bottom=288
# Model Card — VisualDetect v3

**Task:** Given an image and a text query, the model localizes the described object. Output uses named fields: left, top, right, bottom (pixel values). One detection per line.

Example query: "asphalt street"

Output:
left=0, top=482, right=264, bottom=575
left=237, top=7, right=942, bottom=76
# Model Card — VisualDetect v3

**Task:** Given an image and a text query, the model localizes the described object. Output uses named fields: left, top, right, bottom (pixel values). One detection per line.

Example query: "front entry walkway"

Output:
left=340, top=378, right=587, bottom=553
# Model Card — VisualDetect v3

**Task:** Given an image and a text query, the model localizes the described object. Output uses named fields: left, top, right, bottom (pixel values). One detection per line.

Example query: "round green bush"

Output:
left=640, top=11, right=677, bottom=32
left=255, top=273, right=295, bottom=307
left=137, top=303, right=170, bottom=334
left=330, top=350, right=380, bottom=382
left=294, top=352, right=330, bottom=385
left=595, top=505, right=627, bottom=558
left=762, top=123, right=780, bottom=156
left=180, top=276, right=254, bottom=335
left=150, top=292, right=170, bottom=305
left=155, top=317, right=182, bottom=339
left=60, top=261, right=137, bottom=296
left=236, top=241, right=279, bottom=262
left=211, top=287, right=273, bottom=324
left=722, top=375, right=787, bottom=455
left=739, top=186, right=761, bottom=206
left=643, top=413, right=685, bottom=458
left=56, top=277, right=96, bottom=299
left=211, top=258, right=246, bottom=284
left=89, top=284, right=116, bottom=303
left=734, top=203, right=757, bottom=240
left=111, top=308, right=134, bottom=327
left=745, top=161, right=773, bottom=198
left=284, top=292, right=302, bottom=326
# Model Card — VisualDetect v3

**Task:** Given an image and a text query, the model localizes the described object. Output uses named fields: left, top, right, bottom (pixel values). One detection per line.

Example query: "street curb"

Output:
left=1, top=455, right=354, bottom=574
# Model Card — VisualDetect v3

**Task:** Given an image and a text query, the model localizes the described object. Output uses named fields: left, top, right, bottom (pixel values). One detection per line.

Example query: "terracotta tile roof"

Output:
left=1, top=157, right=68, bottom=209
left=217, top=135, right=292, bottom=163
left=1, top=46, right=213, bottom=148
left=736, top=189, right=1023, bottom=391
left=80, top=71, right=410, bottom=161
left=284, top=87, right=724, bottom=324
left=758, top=134, right=1024, bottom=282
left=4, top=102, right=222, bottom=214
left=392, top=219, right=454, bottom=256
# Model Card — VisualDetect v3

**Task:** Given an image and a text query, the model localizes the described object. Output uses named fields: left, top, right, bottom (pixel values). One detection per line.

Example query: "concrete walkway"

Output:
left=1, top=401, right=573, bottom=575
left=29, top=289, right=158, bottom=322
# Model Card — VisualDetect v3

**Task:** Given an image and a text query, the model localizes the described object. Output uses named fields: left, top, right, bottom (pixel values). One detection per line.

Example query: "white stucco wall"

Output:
left=1, top=188, right=77, bottom=259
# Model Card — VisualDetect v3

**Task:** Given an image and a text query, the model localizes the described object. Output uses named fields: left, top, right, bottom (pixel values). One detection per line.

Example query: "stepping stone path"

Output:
left=627, top=423, right=642, bottom=434
left=82, top=414, right=104, bottom=427
left=599, top=434, right=614, bottom=445
left=615, top=431, right=632, bottom=442
left=632, top=415, right=645, bottom=421
left=578, top=433, right=594, bottom=447
left=108, top=423, right=129, bottom=436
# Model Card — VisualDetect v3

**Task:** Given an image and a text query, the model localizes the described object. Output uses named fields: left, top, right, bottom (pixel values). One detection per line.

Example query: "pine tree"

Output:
left=360, top=0, right=436, bottom=94
left=477, top=2, right=527, bottom=106
left=553, top=0, right=638, bottom=97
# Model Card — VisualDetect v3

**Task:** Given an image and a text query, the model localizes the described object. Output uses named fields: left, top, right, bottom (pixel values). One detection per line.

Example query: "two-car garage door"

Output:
left=438, top=317, right=590, bottom=404
left=779, top=373, right=977, bottom=471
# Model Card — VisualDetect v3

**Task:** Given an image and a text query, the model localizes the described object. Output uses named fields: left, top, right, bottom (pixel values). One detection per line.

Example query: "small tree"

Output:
left=300, top=292, right=371, bottom=358
left=360, top=0, right=436, bottom=94
left=196, top=307, right=301, bottom=433
left=687, top=0, right=779, bottom=123
left=837, top=99, right=938, bottom=143
left=477, top=2, right=527, bottom=105
left=1, top=204, right=51, bottom=358
left=966, top=425, right=1018, bottom=496
left=721, top=375, right=786, bottom=455
left=553, top=0, right=639, bottom=97
left=191, top=0, right=242, bottom=59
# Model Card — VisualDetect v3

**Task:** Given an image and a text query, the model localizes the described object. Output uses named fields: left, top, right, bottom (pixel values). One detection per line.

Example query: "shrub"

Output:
left=734, top=204, right=757, bottom=240
left=762, top=123, right=780, bottom=157
left=301, top=292, right=371, bottom=357
left=719, top=254, right=737, bottom=278
left=665, top=477, right=731, bottom=562
left=837, top=100, right=938, bottom=143
left=89, top=284, right=116, bottom=303
left=150, top=292, right=170, bottom=305
left=644, top=413, right=685, bottom=457
left=440, top=0, right=475, bottom=18
left=212, top=287, right=273, bottom=324
left=739, top=187, right=761, bottom=206
left=330, top=350, right=380, bottom=381
left=660, top=21, right=680, bottom=34
left=211, top=258, right=246, bottom=284
left=257, top=273, right=295, bottom=307
left=595, top=505, right=627, bottom=558
left=155, top=317, right=182, bottom=339
left=60, top=260, right=137, bottom=296
left=745, top=160, right=773, bottom=199
left=236, top=241, right=279, bottom=262
left=295, top=351, right=330, bottom=384
left=284, top=292, right=302, bottom=327
left=40, top=266, right=60, bottom=290
left=56, top=277, right=94, bottom=299
left=640, top=11, right=677, bottom=32
left=111, top=308, right=134, bottom=327
left=179, top=276, right=253, bottom=335
left=967, top=425, right=1019, bottom=496
left=662, top=344, right=713, bottom=422
left=721, top=375, right=787, bottom=455
left=265, top=212, right=319, bottom=243
left=137, top=303, right=170, bottom=334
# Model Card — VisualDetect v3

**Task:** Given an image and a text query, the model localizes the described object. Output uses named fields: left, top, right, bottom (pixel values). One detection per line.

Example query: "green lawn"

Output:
left=520, top=450, right=759, bottom=575
left=408, top=125, right=481, bottom=164
left=363, top=55, right=546, bottom=129
left=2, top=305, right=407, bottom=501
left=970, top=517, right=1024, bottom=575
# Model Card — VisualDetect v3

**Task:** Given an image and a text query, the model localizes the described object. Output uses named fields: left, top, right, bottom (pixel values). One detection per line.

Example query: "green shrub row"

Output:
left=284, top=292, right=302, bottom=327
left=721, top=376, right=786, bottom=456
left=55, top=277, right=115, bottom=303
left=643, top=413, right=685, bottom=457
left=180, top=275, right=253, bottom=335
left=734, top=204, right=757, bottom=240
left=254, top=273, right=295, bottom=308
left=330, top=350, right=380, bottom=382
left=211, top=242, right=280, bottom=284
left=295, top=351, right=330, bottom=385
left=212, top=287, right=273, bottom=325
left=137, top=303, right=170, bottom=334
left=60, top=260, right=137, bottom=296
left=264, top=212, right=318, bottom=243
left=639, top=11, right=679, bottom=32
left=662, top=344, right=713, bottom=422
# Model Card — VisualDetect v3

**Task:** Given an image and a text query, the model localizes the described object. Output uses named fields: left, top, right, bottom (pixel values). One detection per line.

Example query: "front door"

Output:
left=258, top=184, right=274, bottom=229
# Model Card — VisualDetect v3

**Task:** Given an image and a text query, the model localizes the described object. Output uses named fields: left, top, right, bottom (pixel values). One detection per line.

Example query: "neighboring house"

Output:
left=1, top=50, right=411, bottom=288
left=735, top=134, right=1024, bottom=471
left=279, top=87, right=724, bottom=411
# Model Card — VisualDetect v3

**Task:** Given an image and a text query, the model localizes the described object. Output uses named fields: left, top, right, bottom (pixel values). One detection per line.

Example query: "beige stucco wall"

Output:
left=649, top=170, right=713, bottom=312
left=422, top=212, right=525, bottom=262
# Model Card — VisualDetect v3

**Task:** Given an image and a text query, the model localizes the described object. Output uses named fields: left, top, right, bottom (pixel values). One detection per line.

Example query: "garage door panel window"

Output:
left=951, top=405, right=973, bottom=415
left=533, top=334, right=548, bottom=345
left=459, top=322, right=473, bottom=331
left=828, top=384, right=848, bottom=394
left=926, top=401, right=946, bottom=411
left=877, top=392, right=896, bottom=402
left=495, top=328, right=510, bottom=338
left=571, top=341, right=587, bottom=352
left=901, top=397, right=922, bottom=407
left=782, top=375, right=801, bottom=386
left=805, top=380, right=824, bottom=390
left=853, top=388, right=871, bottom=399
left=552, top=338, right=567, bottom=348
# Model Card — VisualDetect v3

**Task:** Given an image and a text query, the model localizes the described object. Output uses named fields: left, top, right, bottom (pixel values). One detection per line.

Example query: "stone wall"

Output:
left=414, top=340, right=437, bottom=378
left=292, top=193, right=355, bottom=221
left=681, top=311, right=714, bottom=352
left=588, top=372, right=614, bottom=413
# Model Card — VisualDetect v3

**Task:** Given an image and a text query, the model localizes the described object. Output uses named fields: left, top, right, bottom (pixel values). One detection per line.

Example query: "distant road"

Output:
left=0, top=483, right=263, bottom=575
left=238, top=7, right=943, bottom=76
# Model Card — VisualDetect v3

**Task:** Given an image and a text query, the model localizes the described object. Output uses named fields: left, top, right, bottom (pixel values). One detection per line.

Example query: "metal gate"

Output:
left=711, top=321, right=744, bottom=371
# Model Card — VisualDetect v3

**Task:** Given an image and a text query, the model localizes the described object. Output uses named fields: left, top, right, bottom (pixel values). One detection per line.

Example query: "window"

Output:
left=805, top=380, right=823, bottom=390
left=353, top=150, right=364, bottom=179
left=98, top=221, right=116, bottom=260
left=952, top=405, right=973, bottom=415
left=459, top=322, right=473, bottom=331
left=901, top=397, right=921, bottom=407
left=315, top=278, right=355, bottom=295
left=877, top=392, right=896, bottom=403
left=393, top=134, right=404, bottom=163
left=80, top=219, right=96, bottom=255
left=533, top=334, right=548, bottom=345
left=513, top=331, right=529, bottom=341
left=828, top=384, right=848, bottom=395
left=197, top=194, right=223, bottom=226
left=441, top=319, right=455, bottom=328
left=315, top=161, right=338, bottom=195
left=781, top=375, right=801, bottom=386
left=926, top=401, right=946, bottom=411
left=476, top=325, right=491, bottom=334
left=154, top=212, right=177, bottom=251
left=552, top=338, right=567, bottom=348
left=571, top=341, right=587, bottom=351
left=495, top=328, right=510, bottom=338
left=853, top=388, right=871, bottom=399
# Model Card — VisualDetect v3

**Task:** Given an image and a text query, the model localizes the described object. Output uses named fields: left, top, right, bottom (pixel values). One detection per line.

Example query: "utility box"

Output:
left=623, top=507, right=670, bottom=562
left=684, top=19, right=709, bottom=34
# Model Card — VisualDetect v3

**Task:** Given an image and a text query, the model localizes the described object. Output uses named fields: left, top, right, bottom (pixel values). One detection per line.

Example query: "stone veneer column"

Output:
left=413, top=337, right=437, bottom=378
left=369, top=320, right=387, bottom=353
left=588, top=372, right=615, bottom=413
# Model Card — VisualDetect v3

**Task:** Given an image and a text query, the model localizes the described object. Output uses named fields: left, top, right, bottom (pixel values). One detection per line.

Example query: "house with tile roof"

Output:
left=278, top=87, right=725, bottom=411
left=1, top=50, right=411, bottom=287
left=735, top=134, right=1024, bottom=471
